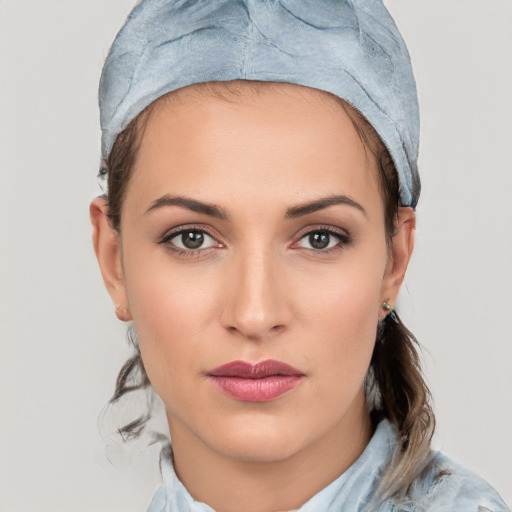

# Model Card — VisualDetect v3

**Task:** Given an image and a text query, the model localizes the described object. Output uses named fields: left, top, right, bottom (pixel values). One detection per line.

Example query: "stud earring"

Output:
left=381, top=299, right=398, bottom=322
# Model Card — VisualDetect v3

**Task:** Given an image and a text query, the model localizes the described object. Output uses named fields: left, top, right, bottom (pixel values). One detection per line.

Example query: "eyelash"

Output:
left=292, top=226, right=353, bottom=254
left=158, top=225, right=352, bottom=257
left=159, top=225, right=221, bottom=258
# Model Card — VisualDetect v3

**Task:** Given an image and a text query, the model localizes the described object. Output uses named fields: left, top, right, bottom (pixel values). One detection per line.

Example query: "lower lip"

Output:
left=208, top=375, right=303, bottom=402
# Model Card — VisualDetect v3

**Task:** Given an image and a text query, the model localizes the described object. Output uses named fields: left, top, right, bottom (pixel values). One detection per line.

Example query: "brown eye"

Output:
left=296, top=229, right=350, bottom=251
left=167, top=229, right=217, bottom=250
left=181, top=230, right=204, bottom=249
left=308, top=232, right=330, bottom=249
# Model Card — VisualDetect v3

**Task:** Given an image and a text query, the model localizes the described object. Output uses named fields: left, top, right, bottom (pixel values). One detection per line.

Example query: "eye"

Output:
left=296, top=229, right=350, bottom=251
left=163, top=228, right=219, bottom=251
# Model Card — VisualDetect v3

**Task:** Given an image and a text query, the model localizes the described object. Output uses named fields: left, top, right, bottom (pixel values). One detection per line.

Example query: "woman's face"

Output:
left=94, top=83, right=414, bottom=466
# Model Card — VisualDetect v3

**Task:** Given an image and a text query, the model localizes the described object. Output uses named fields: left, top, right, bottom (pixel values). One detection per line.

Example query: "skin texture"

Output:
left=91, top=82, right=415, bottom=512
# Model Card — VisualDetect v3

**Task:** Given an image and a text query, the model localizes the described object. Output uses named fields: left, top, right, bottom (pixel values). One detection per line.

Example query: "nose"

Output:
left=221, top=247, right=291, bottom=341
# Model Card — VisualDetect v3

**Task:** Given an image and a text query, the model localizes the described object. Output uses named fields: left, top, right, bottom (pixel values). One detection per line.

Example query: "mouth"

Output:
left=207, top=360, right=305, bottom=402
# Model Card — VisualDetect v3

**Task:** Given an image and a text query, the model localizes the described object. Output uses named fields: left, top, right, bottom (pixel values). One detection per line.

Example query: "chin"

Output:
left=215, top=432, right=307, bottom=463
left=199, top=412, right=318, bottom=463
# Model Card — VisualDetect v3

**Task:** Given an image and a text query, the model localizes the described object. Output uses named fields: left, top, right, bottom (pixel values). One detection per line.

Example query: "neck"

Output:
left=167, top=397, right=373, bottom=512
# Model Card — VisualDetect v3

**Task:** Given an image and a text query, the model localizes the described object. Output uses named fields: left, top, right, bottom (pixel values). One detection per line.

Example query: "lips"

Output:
left=207, top=360, right=305, bottom=402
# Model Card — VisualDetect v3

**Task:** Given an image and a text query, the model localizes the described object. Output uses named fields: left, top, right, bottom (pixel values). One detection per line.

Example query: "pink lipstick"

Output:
left=207, top=360, right=304, bottom=402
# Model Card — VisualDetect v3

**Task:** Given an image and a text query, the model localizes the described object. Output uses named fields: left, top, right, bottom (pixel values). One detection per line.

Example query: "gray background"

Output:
left=1, top=1, right=511, bottom=510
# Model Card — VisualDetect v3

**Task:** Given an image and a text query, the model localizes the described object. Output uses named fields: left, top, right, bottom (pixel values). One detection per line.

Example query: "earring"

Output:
left=381, top=299, right=398, bottom=322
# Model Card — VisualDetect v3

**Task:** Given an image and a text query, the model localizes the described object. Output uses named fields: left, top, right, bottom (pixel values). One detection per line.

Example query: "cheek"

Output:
left=296, top=245, right=387, bottom=386
left=300, top=248, right=386, bottom=336
left=309, top=287, right=379, bottom=386
left=122, top=251, right=223, bottom=395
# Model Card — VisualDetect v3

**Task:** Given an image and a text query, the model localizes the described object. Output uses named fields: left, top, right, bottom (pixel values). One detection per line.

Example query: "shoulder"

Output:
left=390, top=450, right=510, bottom=512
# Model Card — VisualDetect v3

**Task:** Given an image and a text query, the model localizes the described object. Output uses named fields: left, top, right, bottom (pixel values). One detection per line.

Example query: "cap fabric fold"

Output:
left=100, top=0, right=420, bottom=206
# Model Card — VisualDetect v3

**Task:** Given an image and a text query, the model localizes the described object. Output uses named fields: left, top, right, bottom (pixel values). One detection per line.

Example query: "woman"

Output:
left=90, top=1, right=509, bottom=511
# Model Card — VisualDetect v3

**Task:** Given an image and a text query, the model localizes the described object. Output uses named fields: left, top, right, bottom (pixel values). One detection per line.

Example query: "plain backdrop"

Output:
left=1, top=1, right=511, bottom=511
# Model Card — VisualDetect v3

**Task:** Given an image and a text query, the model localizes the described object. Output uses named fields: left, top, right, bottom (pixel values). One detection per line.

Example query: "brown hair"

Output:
left=101, top=81, right=434, bottom=501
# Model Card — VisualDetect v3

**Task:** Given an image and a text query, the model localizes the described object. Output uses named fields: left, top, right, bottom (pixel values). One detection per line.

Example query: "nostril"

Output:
left=225, top=324, right=285, bottom=339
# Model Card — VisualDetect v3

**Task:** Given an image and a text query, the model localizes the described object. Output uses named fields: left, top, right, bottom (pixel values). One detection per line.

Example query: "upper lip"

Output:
left=207, top=359, right=304, bottom=379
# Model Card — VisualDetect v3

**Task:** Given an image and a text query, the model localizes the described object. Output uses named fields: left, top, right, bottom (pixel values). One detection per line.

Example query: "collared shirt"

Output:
left=147, top=420, right=510, bottom=512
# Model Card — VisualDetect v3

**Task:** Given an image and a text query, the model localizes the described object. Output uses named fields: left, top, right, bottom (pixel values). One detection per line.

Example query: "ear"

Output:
left=90, top=197, right=132, bottom=321
left=379, top=207, right=416, bottom=319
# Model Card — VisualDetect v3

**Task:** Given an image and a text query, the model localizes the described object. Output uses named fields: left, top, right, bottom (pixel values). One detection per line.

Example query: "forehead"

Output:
left=126, top=81, right=383, bottom=217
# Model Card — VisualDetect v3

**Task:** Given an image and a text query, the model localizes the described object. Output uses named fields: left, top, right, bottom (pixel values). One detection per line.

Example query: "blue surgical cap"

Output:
left=99, top=0, right=420, bottom=207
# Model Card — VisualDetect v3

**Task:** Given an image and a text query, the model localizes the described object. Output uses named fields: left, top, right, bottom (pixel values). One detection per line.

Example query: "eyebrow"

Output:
left=146, top=194, right=230, bottom=219
left=285, top=195, right=366, bottom=218
left=145, top=193, right=365, bottom=220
